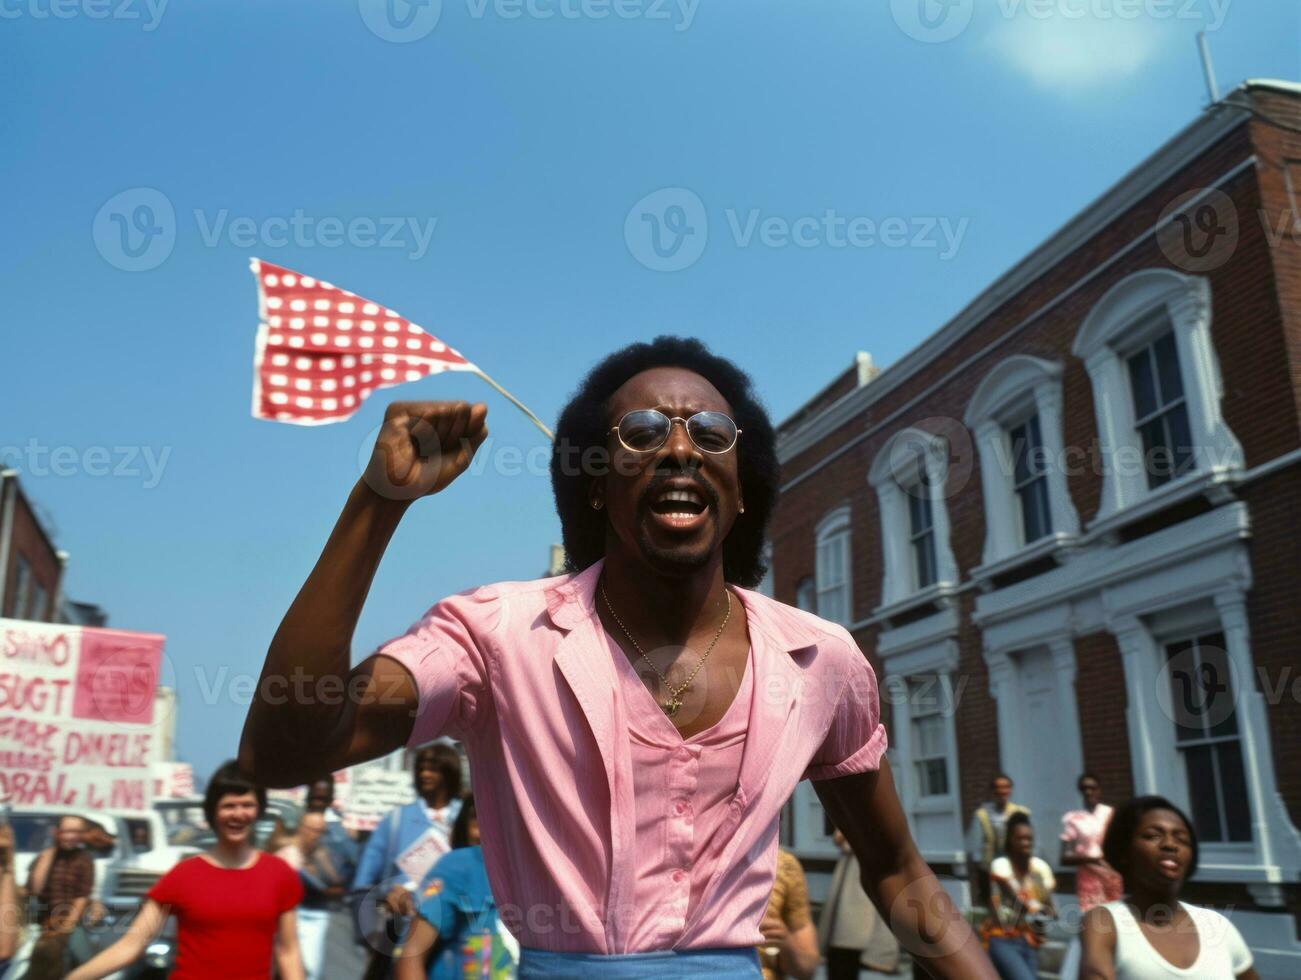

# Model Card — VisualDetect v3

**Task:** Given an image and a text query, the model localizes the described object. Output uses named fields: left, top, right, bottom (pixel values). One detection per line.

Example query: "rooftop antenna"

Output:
left=1197, top=31, right=1220, bottom=104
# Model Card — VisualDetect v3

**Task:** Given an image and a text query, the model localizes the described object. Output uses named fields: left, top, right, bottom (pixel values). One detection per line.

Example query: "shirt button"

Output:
left=672, top=870, right=686, bottom=883
left=674, top=801, right=686, bottom=815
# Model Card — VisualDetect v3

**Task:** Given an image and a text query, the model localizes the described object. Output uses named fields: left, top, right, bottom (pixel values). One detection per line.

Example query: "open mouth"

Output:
left=648, top=486, right=710, bottom=531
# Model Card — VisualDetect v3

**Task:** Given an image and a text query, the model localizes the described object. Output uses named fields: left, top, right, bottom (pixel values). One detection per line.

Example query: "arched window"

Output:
left=814, top=507, right=852, bottom=625
left=1073, top=269, right=1242, bottom=530
left=964, top=355, right=1079, bottom=571
left=869, top=429, right=959, bottom=610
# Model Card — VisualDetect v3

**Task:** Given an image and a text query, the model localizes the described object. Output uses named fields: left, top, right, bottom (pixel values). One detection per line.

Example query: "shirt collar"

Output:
left=543, top=556, right=823, bottom=655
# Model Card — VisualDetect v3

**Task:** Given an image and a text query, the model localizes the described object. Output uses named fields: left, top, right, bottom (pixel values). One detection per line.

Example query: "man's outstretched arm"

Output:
left=238, top=401, right=489, bottom=787
left=816, top=760, right=997, bottom=980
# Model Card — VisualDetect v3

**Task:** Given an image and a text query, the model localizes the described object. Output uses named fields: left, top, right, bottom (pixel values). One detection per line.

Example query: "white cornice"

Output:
left=778, top=95, right=1258, bottom=471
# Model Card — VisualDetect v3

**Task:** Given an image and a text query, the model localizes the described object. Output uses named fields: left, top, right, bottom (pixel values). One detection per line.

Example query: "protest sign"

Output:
left=341, top=766, right=415, bottom=833
left=0, top=618, right=164, bottom=813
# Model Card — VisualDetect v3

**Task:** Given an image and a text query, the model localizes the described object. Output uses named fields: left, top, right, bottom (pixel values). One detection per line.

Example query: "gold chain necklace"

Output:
left=599, top=582, right=732, bottom=718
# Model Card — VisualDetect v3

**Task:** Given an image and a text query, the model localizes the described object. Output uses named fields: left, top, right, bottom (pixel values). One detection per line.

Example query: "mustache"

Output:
left=639, top=468, right=719, bottom=512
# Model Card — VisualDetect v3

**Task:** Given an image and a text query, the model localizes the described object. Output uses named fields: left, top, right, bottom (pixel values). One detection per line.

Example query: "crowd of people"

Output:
left=0, top=755, right=1266, bottom=979
left=959, top=772, right=1257, bottom=980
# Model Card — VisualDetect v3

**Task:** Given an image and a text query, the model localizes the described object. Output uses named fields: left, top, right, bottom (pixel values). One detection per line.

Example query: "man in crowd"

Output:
left=351, top=744, right=462, bottom=975
left=304, top=775, right=359, bottom=881
left=966, top=775, right=1030, bottom=908
left=24, top=815, right=95, bottom=978
left=241, top=338, right=996, bottom=976
left=757, top=847, right=819, bottom=980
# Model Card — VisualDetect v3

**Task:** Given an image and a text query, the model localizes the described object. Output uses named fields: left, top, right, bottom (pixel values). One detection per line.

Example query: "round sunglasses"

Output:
left=610, top=409, right=741, bottom=454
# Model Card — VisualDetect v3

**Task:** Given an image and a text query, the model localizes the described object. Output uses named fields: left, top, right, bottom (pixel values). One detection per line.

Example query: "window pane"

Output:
left=1183, top=743, right=1225, bottom=842
left=1166, top=403, right=1195, bottom=479
left=914, top=531, right=937, bottom=589
left=1196, top=635, right=1238, bottom=738
left=1128, top=347, right=1158, bottom=420
left=916, top=758, right=949, bottom=797
left=1010, top=421, right=1031, bottom=486
left=1215, top=742, right=1252, bottom=842
left=908, top=488, right=933, bottom=535
left=1026, top=414, right=1045, bottom=472
left=1166, top=638, right=1206, bottom=741
left=913, top=714, right=944, bottom=757
left=1139, top=417, right=1174, bottom=489
left=1154, top=331, right=1184, bottom=402
left=1019, top=476, right=1052, bottom=543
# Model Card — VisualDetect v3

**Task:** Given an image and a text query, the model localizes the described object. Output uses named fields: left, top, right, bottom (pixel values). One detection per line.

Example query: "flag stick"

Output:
left=472, top=369, right=554, bottom=441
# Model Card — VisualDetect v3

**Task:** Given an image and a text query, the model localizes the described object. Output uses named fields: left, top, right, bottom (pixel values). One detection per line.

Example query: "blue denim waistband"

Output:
left=518, top=946, right=761, bottom=978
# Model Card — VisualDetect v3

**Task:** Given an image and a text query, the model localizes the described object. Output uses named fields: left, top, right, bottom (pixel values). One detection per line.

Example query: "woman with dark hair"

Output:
left=981, top=813, right=1056, bottom=980
left=243, top=336, right=997, bottom=978
left=1060, top=773, right=1122, bottom=913
left=396, top=795, right=518, bottom=979
left=1080, top=796, right=1256, bottom=979
left=68, top=760, right=304, bottom=980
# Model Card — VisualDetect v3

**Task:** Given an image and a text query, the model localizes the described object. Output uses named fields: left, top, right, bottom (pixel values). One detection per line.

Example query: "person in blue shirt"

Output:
left=395, top=796, right=517, bottom=980
left=352, top=744, right=464, bottom=975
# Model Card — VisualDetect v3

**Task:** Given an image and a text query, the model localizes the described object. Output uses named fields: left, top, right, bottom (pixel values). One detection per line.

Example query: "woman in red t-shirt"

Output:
left=69, top=761, right=305, bottom=980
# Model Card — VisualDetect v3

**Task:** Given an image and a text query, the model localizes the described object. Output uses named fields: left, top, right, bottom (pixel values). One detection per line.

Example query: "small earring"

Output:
left=739, top=504, right=745, bottom=513
left=592, top=500, right=603, bottom=510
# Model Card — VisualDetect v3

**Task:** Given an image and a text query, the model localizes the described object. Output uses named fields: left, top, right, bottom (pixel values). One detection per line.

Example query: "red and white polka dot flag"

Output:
left=250, top=258, right=481, bottom=426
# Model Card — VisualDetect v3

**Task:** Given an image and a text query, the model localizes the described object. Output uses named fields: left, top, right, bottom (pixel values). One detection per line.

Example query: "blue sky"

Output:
left=2, top=0, right=1297, bottom=780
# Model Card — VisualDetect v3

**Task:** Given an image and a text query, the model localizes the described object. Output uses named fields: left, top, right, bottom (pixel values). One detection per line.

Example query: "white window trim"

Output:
left=965, top=356, right=1080, bottom=577
left=878, top=608, right=965, bottom=865
left=1073, top=269, right=1243, bottom=534
left=869, top=428, right=959, bottom=616
left=1111, top=590, right=1301, bottom=896
left=814, top=506, right=852, bottom=626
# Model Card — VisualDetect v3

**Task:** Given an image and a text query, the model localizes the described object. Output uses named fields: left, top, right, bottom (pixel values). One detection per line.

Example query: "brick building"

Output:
left=769, top=80, right=1301, bottom=972
left=0, top=469, right=64, bottom=622
left=0, top=469, right=105, bottom=625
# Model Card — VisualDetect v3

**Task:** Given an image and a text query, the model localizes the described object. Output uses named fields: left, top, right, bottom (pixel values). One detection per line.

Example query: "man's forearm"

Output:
left=864, top=852, right=996, bottom=980
left=239, top=479, right=409, bottom=784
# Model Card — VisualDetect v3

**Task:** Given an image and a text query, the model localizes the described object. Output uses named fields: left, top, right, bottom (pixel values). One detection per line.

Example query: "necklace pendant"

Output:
left=662, top=697, right=682, bottom=718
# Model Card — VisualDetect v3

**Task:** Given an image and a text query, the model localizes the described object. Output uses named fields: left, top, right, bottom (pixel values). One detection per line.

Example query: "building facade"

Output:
left=0, top=470, right=64, bottom=622
left=769, top=81, right=1301, bottom=972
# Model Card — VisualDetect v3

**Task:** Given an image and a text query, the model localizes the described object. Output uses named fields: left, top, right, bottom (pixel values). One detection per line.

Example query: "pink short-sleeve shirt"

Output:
left=377, top=558, right=886, bottom=954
